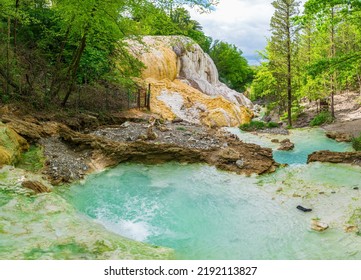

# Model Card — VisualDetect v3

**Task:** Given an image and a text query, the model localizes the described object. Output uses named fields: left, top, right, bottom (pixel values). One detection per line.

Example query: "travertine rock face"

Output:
left=127, top=36, right=253, bottom=127
left=0, top=122, right=29, bottom=166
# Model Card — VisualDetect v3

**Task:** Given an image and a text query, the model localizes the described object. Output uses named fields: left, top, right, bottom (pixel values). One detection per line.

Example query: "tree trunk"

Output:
left=6, top=16, right=11, bottom=96
left=330, top=7, right=336, bottom=119
left=50, top=22, right=73, bottom=100
left=14, top=0, right=20, bottom=53
left=286, top=9, right=292, bottom=127
left=357, top=72, right=361, bottom=95
left=61, top=33, right=87, bottom=107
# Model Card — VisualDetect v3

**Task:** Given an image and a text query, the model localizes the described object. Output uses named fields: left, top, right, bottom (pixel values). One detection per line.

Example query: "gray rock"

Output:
left=236, top=159, right=245, bottom=169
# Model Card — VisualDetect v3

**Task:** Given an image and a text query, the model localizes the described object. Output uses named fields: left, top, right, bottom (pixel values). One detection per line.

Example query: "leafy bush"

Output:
left=239, top=120, right=279, bottom=131
left=352, top=133, right=361, bottom=151
left=310, top=111, right=333, bottom=126
left=16, top=145, right=45, bottom=172
left=267, top=122, right=279, bottom=128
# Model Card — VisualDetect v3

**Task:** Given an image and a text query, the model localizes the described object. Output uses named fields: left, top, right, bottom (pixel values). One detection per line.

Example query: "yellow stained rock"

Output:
left=147, top=78, right=252, bottom=127
left=128, top=36, right=253, bottom=127
left=0, top=122, right=29, bottom=166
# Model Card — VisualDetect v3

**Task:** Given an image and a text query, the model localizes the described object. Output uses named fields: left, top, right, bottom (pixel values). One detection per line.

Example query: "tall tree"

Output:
left=304, top=0, right=360, bottom=117
left=269, top=0, right=300, bottom=126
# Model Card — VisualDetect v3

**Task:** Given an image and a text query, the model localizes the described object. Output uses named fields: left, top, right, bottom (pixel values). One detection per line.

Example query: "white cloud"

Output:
left=188, top=0, right=305, bottom=65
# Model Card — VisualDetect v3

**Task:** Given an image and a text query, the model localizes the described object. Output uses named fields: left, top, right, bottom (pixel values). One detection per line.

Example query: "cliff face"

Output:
left=128, top=36, right=253, bottom=127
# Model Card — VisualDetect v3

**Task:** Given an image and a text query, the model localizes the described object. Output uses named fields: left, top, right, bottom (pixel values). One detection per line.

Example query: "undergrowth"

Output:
left=310, top=111, right=333, bottom=126
left=352, top=133, right=361, bottom=151
left=16, top=145, right=45, bottom=172
left=239, top=120, right=279, bottom=131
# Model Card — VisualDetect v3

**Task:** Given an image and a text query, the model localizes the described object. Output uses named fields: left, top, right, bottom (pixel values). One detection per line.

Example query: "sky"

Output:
left=188, top=0, right=305, bottom=65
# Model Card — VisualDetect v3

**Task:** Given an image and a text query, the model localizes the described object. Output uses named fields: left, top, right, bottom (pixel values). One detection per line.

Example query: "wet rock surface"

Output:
left=311, top=220, right=329, bottom=232
left=308, top=150, right=361, bottom=166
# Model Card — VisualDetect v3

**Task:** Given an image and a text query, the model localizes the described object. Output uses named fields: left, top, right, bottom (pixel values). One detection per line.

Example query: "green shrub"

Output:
left=310, top=111, right=333, bottom=126
left=240, top=120, right=279, bottom=131
left=16, top=145, right=45, bottom=172
left=267, top=122, right=279, bottom=128
left=352, top=133, right=361, bottom=151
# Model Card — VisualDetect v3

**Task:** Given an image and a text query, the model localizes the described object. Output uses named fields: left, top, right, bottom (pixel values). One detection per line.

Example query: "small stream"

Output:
left=62, top=127, right=361, bottom=259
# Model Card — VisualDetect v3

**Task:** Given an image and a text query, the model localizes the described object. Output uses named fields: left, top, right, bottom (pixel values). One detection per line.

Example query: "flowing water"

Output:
left=61, top=128, right=361, bottom=260
left=226, top=127, right=353, bottom=164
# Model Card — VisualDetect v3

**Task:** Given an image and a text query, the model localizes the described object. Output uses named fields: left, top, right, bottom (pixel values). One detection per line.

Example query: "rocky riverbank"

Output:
left=308, top=150, right=361, bottom=166
left=0, top=108, right=278, bottom=185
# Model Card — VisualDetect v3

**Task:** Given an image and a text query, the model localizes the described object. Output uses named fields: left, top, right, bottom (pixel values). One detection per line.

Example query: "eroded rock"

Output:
left=278, top=139, right=295, bottom=151
left=311, top=220, right=329, bottom=232
left=308, top=151, right=361, bottom=165
left=21, top=181, right=51, bottom=194
left=344, top=225, right=359, bottom=233
left=326, top=131, right=352, bottom=142
left=58, top=126, right=278, bottom=179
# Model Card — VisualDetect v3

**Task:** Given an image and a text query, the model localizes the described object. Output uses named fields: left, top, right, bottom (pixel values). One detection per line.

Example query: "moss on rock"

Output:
left=16, top=145, right=45, bottom=172
left=0, top=122, right=29, bottom=166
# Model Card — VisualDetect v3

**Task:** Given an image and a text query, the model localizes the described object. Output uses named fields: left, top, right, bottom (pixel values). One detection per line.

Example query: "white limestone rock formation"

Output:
left=127, top=36, right=253, bottom=127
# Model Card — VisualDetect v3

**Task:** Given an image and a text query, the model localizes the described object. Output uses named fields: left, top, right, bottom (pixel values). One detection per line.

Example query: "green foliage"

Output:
left=16, top=145, right=45, bottom=172
left=250, top=63, right=277, bottom=101
left=280, top=102, right=304, bottom=122
left=352, top=133, right=361, bottom=151
left=209, top=40, right=253, bottom=92
left=309, top=111, right=333, bottom=126
left=239, top=120, right=279, bottom=132
left=0, top=0, right=222, bottom=108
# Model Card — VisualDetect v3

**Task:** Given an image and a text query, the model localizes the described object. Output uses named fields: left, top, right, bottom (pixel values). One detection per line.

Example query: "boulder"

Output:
left=326, top=131, right=352, bottom=142
left=278, top=139, right=295, bottom=151
left=308, top=150, right=361, bottom=165
left=311, top=220, right=329, bottom=232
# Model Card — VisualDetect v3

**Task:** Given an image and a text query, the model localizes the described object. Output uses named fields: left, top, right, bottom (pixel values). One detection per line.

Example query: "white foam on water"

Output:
left=101, top=218, right=151, bottom=242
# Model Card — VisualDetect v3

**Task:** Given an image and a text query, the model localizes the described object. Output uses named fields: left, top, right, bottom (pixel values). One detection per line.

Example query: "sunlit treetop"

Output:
left=150, top=0, right=219, bottom=12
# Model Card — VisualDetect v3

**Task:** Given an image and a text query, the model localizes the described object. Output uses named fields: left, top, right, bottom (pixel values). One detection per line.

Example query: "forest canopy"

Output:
left=0, top=0, right=251, bottom=110
left=250, top=0, right=361, bottom=126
